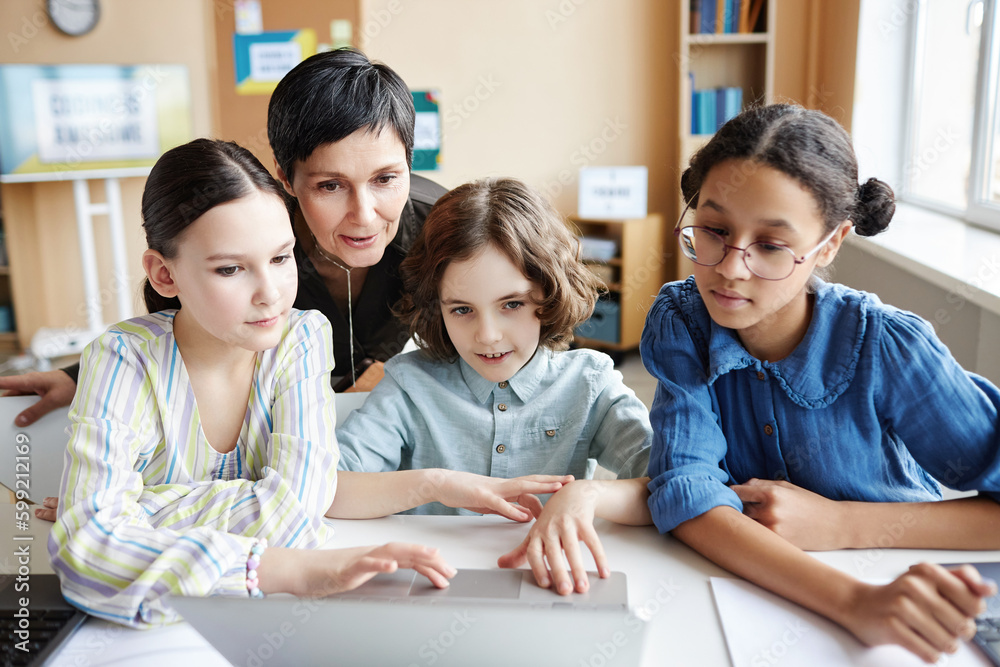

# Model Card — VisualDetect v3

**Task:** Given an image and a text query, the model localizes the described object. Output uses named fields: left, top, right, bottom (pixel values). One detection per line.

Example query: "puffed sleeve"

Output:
left=336, top=359, right=414, bottom=472
left=641, top=285, right=743, bottom=533
left=875, top=309, right=1000, bottom=501
left=583, top=355, right=653, bottom=479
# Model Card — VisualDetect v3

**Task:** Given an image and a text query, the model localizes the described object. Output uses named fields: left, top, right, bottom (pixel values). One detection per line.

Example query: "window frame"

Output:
left=968, top=0, right=1000, bottom=228
left=903, top=0, right=1000, bottom=232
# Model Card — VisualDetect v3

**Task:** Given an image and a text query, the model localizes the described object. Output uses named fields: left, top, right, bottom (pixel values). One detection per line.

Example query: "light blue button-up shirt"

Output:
left=337, top=347, right=652, bottom=514
left=642, top=277, right=1000, bottom=534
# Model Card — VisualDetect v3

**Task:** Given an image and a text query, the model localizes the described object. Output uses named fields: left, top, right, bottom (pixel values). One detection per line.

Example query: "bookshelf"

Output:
left=679, top=0, right=775, bottom=162
left=569, top=214, right=666, bottom=355
left=677, top=0, right=775, bottom=276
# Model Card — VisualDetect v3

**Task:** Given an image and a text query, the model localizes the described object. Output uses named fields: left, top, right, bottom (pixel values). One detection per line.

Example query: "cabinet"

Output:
left=570, top=214, right=666, bottom=353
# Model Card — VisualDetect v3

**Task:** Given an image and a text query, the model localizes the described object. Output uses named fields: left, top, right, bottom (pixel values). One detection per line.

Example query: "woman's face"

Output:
left=278, top=127, right=410, bottom=269
left=690, top=159, right=848, bottom=360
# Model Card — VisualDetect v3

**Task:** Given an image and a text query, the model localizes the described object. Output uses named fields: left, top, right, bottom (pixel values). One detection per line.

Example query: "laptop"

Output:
left=170, top=568, right=649, bottom=666
left=1, top=573, right=87, bottom=667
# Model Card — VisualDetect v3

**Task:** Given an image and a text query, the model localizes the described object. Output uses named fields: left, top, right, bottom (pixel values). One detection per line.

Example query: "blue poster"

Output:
left=411, top=90, right=441, bottom=171
left=233, top=29, right=316, bottom=95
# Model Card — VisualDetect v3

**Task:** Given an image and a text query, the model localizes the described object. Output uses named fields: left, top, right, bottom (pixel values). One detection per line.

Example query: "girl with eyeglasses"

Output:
left=644, top=104, right=1000, bottom=663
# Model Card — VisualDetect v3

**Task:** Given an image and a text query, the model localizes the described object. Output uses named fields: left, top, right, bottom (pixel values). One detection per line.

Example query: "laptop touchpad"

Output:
left=409, top=569, right=522, bottom=599
left=334, top=569, right=417, bottom=599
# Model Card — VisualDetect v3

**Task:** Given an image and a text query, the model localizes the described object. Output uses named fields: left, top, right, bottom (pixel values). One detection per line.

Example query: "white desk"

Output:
left=3, top=504, right=999, bottom=666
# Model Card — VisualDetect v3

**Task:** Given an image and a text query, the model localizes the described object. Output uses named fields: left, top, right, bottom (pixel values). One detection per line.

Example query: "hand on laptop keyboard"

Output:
left=257, top=543, right=457, bottom=597
left=499, top=480, right=621, bottom=595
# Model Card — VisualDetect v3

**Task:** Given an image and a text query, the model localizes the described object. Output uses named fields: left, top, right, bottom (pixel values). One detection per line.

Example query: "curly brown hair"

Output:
left=397, top=177, right=604, bottom=361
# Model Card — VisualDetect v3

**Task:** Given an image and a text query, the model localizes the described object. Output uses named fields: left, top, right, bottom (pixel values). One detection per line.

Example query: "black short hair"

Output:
left=267, top=48, right=415, bottom=182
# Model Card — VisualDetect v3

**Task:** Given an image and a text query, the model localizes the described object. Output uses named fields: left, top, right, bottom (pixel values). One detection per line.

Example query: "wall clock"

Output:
left=47, top=0, right=101, bottom=37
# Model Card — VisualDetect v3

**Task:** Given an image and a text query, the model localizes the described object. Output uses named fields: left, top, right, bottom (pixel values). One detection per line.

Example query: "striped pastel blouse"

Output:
left=48, top=309, right=339, bottom=627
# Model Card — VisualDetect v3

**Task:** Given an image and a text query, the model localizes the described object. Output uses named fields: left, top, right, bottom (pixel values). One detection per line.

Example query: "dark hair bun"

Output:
left=853, top=178, right=895, bottom=237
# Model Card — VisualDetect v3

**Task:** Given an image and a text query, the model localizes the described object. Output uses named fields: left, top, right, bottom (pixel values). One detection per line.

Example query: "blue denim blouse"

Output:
left=337, top=347, right=652, bottom=514
left=641, top=277, right=1000, bottom=534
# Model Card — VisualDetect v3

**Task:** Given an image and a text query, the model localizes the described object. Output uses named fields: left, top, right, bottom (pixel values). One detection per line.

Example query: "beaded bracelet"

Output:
left=246, top=538, right=267, bottom=599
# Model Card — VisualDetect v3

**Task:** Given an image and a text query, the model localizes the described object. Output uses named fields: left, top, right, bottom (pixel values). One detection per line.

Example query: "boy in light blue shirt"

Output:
left=331, top=177, right=653, bottom=596
left=337, top=338, right=650, bottom=505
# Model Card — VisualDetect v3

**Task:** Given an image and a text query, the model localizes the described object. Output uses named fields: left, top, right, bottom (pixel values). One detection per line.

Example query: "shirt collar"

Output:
left=703, top=279, right=868, bottom=408
left=458, top=347, right=551, bottom=403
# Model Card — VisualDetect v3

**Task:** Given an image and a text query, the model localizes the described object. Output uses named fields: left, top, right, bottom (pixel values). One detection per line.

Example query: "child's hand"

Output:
left=258, top=543, right=457, bottom=597
left=34, top=497, right=58, bottom=522
left=497, top=480, right=608, bottom=596
left=838, top=562, right=995, bottom=663
left=435, top=470, right=573, bottom=522
left=731, top=478, right=848, bottom=550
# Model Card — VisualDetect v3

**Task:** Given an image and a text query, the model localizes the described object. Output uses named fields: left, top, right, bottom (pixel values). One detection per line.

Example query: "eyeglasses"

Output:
left=673, top=201, right=838, bottom=281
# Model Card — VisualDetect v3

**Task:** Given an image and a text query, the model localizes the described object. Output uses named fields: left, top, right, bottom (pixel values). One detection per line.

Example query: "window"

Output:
left=904, top=0, right=1000, bottom=231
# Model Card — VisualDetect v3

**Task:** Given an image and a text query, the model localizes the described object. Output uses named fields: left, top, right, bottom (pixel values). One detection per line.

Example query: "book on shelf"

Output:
left=717, top=87, right=742, bottom=129
left=691, top=86, right=743, bottom=135
left=699, top=0, right=715, bottom=34
left=738, top=0, right=751, bottom=32
left=720, top=0, right=742, bottom=34
left=689, top=72, right=698, bottom=134
left=731, top=0, right=742, bottom=33
left=697, top=89, right=716, bottom=136
left=690, top=0, right=763, bottom=34
left=746, top=0, right=765, bottom=32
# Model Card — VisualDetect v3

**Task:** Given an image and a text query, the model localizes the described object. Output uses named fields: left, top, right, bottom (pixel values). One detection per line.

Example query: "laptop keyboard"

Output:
left=1, top=607, right=86, bottom=667
left=975, top=616, right=1000, bottom=666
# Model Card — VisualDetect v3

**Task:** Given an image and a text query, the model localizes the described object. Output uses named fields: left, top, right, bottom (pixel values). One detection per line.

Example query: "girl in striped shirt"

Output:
left=48, top=139, right=455, bottom=627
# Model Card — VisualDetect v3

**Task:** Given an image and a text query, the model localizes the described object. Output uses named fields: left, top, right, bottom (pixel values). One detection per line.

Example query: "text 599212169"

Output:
left=12, top=432, right=34, bottom=653
left=14, top=433, right=31, bottom=519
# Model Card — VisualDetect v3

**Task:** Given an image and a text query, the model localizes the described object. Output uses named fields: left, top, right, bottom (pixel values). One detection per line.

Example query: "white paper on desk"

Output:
left=710, top=577, right=989, bottom=667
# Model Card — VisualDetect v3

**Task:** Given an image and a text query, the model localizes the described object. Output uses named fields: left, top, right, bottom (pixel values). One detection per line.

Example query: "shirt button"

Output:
left=545, top=429, right=556, bottom=437
left=498, top=381, right=508, bottom=389
left=756, top=371, right=765, bottom=381
left=496, top=444, right=506, bottom=453
left=763, top=424, right=774, bottom=436
left=774, top=470, right=787, bottom=481
left=498, top=403, right=508, bottom=411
